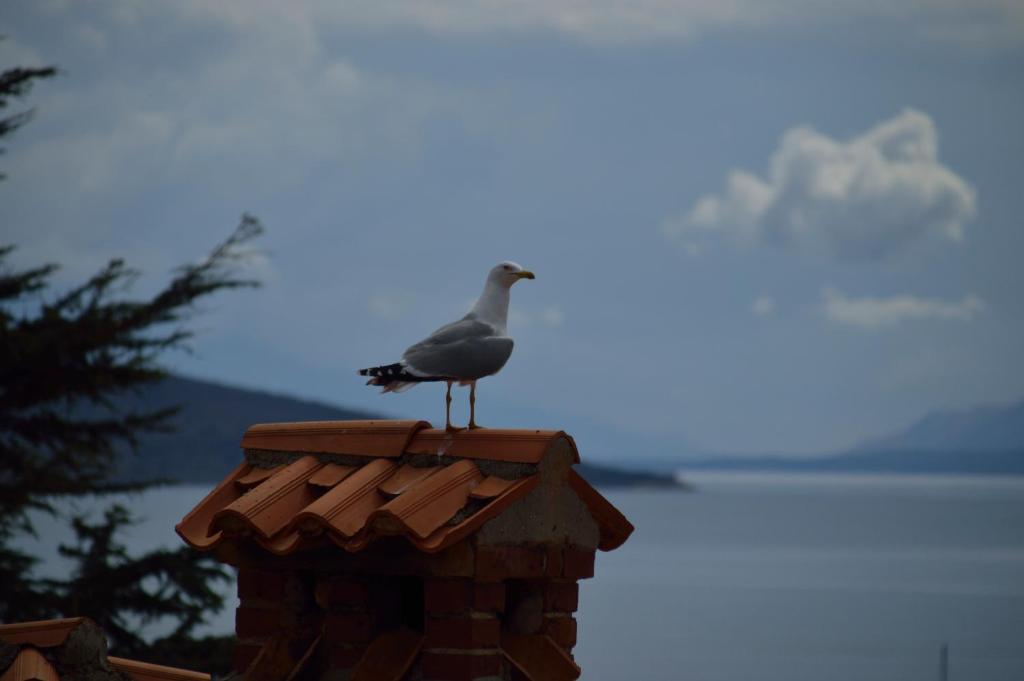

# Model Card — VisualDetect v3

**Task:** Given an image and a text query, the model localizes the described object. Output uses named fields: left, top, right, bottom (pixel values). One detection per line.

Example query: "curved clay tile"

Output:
left=307, top=463, right=357, bottom=488
left=367, top=460, right=483, bottom=540
left=567, top=469, right=634, bottom=551
left=234, top=466, right=282, bottom=489
left=241, top=420, right=431, bottom=457
left=291, top=459, right=397, bottom=538
left=175, top=461, right=249, bottom=550
left=212, top=456, right=322, bottom=539
left=377, top=464, right=438, bottom=497
left=406, top=429, right=580, bottom=464
left=260, top=529, right=307, bottom=556
left=415, top=475, right=541, bottom=553
left=469, top=475, right=517, bottom=499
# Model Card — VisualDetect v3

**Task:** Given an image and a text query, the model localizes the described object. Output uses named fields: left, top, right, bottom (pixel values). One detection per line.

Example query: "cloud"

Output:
left=0, top=3, right=505, bottom=279
left=509, top=305, right=565, bottom=329
left=177, top=1, right=1024, bottom=48
left=664, top=109, right=976, bottom=260
left=2, top=4, right=479, bottom=200
left=822, top=288, right=985, bottom=328
left=751, top=296, right=776, bottom=317
left=367, top=293, right=413, bottom=320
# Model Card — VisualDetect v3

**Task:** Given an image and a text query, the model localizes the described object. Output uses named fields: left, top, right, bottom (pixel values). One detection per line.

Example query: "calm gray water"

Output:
left=21, top=472, right=1024, bottom=680
left=580, top=473, right=1024, bottom=681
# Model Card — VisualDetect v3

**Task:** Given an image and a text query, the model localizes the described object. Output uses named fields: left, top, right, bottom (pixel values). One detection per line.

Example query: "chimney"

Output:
left=176, top=420, right=633, bottom=681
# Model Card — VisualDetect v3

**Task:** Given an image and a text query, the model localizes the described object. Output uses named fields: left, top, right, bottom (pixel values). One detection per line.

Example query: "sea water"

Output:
left=579, top=473, right=1024, bottom=681
left=18, top=473, right=1024, bottom=680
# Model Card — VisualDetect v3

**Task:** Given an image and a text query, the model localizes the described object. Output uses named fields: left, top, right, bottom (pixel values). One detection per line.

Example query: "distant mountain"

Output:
left=680, top=398, right=1024, bottom=475
left=110, top=375, right=378, bottom=483
left=110, top=375, right=680, bottom=488
left=679, top=448, right=1024, bottom=475
left=853, top=399, right=1024, bottom=453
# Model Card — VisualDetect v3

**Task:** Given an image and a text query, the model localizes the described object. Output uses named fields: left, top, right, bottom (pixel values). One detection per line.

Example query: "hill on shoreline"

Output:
left=679, top=398, right=1024, bottom=475
left=108, top=375, right=679, bottom=488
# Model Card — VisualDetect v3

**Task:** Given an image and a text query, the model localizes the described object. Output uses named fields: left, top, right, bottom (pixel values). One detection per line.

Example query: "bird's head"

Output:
left=488, top=261, right=535, bottom=288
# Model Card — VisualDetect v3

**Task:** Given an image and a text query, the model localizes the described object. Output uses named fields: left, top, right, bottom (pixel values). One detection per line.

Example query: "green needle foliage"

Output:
left=0, top=63, right=262, bottom=674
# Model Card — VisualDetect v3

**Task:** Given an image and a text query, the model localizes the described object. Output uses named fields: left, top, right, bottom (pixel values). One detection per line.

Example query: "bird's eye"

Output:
left=503, top=265, right=512, bottom=271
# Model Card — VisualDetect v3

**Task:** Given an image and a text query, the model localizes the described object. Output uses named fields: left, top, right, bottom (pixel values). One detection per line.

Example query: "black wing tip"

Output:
left=359, top=362, right=413, bottom=386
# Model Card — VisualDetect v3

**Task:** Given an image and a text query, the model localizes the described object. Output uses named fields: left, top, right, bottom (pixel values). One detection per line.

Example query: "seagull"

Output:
left=359, top=261, right=535, bottom=431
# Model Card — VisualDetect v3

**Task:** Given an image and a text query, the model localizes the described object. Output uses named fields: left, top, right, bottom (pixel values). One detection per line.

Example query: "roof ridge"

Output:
left=108, top=656, right=211, bottom=681
left=0, top=617, right=87, bottom=648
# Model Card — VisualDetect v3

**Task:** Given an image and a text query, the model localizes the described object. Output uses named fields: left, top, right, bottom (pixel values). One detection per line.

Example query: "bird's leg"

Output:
left=444, top=381, right=463, bottom=432
left=468, top=381, right=482, bottom=430
left=445, top=380, right=453, bottom=431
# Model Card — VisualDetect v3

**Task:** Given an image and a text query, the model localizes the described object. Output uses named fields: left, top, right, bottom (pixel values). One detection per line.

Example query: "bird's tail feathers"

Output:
left=381, top=381, right=418, bottom=394
left=358, top=362, right=447, bottom=392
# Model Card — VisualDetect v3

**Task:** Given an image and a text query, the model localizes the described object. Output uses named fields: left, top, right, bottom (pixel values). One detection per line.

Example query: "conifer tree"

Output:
left=0, top=63, right=259, bottom=673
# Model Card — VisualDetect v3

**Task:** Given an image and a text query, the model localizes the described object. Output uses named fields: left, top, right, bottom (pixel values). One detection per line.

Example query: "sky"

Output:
left=2, top=1, right=1023, bottom=460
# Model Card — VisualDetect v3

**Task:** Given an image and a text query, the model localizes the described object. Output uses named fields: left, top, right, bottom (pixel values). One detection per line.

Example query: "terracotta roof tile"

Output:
left=415, top=475, right=540, bottom=553
left=368, top=460, right=482, bottom=539
left=469, top=475, right=517, bottom=499
left=376, top=465, right=436, bottom=497
left=178, top=459, right=536, bottom=555
left=0, top=619, right=85, bottom=649
left=175, top=461, right=249, bottom=550
left=0, top=619, right=208, bottom=681
left=568, top=469, right=635, bottom=551
left=293, top=458, right=397, bottom=539
left=235, top=466, right=281, bottom=489
left=307, top=463, right=356, bottom=488
left=406, top=428, right=579, bottom=464
left=177, top=421, right=629, bottom=556
left=241, top=420, right=430, bottom=457
left=108, top=658, right=210, bottom=681
left=213, top=456, right=323, bottom=539
left=0, top=648, right=58, bottom=681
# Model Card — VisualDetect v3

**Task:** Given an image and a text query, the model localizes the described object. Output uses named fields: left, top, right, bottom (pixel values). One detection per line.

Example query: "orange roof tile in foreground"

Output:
left=177, top=420, right=628, bottom=556
left=0, top=619, right=209, bottom=681
left=0, top=648, right=58, bottom=681
left=0, top=619, right=83, bottom=649
left=107, top=657, right=211, bottom=681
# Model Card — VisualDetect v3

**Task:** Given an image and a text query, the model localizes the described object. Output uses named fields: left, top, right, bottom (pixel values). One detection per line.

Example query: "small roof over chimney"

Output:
left=176, top=420, right=633, bottom=558
left=174, top=420, right=634, bottom=681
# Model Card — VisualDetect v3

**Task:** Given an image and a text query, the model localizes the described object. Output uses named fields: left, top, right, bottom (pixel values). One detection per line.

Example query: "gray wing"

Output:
left=402, top=317, right=514, bottom=380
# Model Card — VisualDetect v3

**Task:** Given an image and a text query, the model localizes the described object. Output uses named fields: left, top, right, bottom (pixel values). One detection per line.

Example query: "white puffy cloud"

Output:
left=822, top=288, right=985, bottom=328
left=665, top=110, right=977, bottom=260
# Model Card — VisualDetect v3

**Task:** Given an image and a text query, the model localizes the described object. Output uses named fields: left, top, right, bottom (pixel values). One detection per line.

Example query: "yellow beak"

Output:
left=516, top=270, right=536, bottom=280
